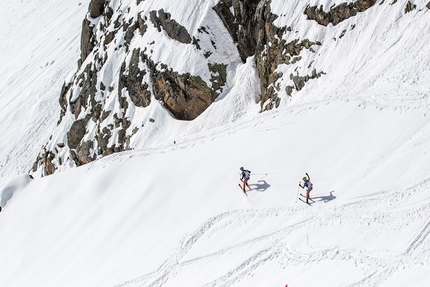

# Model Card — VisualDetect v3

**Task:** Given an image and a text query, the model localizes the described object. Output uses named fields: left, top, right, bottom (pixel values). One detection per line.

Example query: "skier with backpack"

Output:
left=299, top=173, right=313, bottom=203
left=239, top=167, right=251, bottom=194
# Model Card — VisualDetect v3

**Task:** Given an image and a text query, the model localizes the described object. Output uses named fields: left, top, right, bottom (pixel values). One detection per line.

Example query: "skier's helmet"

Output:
left=240, top=167, right=244, bottom=171
left=302, top=177, right=307, bottom=181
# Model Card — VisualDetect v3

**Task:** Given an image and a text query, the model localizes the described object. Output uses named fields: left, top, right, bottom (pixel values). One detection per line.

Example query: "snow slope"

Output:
left=1, top=99, right=429, bottom=287
left=0, top=0, right=430, bottom=286
left=0, top=0, right=90, bottom=182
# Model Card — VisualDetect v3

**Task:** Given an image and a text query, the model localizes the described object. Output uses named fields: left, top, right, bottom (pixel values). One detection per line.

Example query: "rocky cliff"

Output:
left=32, top=0, right=425, bottom=176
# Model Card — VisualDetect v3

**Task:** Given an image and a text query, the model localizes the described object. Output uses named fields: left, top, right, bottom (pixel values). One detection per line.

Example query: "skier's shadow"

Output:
left=312, top=190, right=336, bottom=203
left=249, top=180, right=271, bottom=192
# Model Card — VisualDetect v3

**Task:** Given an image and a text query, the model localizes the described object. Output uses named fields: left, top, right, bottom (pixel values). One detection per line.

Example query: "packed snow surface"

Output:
left=0, top=0, right=430, bottom=286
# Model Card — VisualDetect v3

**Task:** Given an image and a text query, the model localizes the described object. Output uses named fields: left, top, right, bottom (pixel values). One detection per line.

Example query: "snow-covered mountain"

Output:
left=27, top=0, right=429, bottom=177
left=0, top=0, right=429, bottom=286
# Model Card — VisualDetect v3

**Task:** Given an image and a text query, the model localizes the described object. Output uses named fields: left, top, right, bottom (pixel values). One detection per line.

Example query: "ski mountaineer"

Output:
left=299, top=173, right=313, bottom=203
left=240, top=167, right=251, bottom=192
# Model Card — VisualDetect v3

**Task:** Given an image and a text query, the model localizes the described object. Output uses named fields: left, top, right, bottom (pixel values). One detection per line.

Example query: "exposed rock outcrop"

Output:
left=142, top=53, right=217, bottom=120
left=89, top=0, right=106, bottom=18
left=80, top=1, right=107, bottom=66
left=67, top=118, right=88, bottom=149
left=32, top=0, right=384, bottom=176
left=150, top=9, right=192, bottom=44
left=58, top=81, right=72, bottom=123
left=75, top=140, right=96, bottom=165
left=119, top=48, right=151, bottom=108
left=405, top=1, right=417, bottom=13
left=304, top=0, right=377, bottom=26
left=214, top=0, right=323, bottom=111
left=80, top=18, right=95, bottom=66
left=214, top=0, right=262, bottom=62
left=118, top=46, right=222, bottom=121
left=152, top=70, right=214, bottom=121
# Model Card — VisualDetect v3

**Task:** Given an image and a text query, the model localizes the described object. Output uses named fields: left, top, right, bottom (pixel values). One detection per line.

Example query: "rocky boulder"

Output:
left=89, top=0, right=105, bottom=18
left=67, top=118, right=88, bottom=149
left=150, top=9, right=192, bottom=44
left=304, top=0, right=377, bottom=26
left=151, top=66, right=215, bottom=121
left=405, top=1, right=417, bottom=13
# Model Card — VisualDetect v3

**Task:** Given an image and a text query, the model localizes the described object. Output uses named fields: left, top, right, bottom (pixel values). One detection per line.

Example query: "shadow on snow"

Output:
left=249, top=180, right=271, bottom=192
left=312, top=190, right=336, bottom=203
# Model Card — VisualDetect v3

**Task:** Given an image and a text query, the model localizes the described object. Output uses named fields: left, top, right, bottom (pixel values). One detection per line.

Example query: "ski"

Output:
left=238, top=184, right=248, bottom=196
left=298, top=197, right=311, bottom=206
left=300, top=193, right=314, bottom=202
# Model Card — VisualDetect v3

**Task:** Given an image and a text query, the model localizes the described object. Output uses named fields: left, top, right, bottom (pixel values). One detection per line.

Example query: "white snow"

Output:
left=1, top=0, right=430, bottom=286
left=0, top=0, right=90, bottom=181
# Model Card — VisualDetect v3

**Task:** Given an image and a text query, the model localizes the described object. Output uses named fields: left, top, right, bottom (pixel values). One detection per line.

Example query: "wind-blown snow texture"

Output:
left=0, top=0, right=430, bottom=286
left=0, top=0, right=90, bottom=182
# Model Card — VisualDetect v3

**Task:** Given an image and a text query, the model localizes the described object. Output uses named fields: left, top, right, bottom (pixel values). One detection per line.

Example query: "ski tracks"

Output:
left=117, top=177, right=430, bottom=287
left=117, top=207, right=312, bottom=286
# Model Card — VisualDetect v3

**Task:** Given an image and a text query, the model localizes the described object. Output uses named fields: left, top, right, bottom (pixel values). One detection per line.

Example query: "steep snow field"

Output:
left=1, top=0, right=430, bottom=286
left=0, top=0, right=90, bottom=182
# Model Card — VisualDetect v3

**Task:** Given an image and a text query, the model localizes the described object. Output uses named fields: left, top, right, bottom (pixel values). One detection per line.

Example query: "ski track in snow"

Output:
left=115, top=176, right=430, bottom=287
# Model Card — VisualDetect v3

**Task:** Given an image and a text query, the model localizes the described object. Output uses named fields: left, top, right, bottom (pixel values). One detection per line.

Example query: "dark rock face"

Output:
left=152, top=70, right=214, bottom=120
left=257, top=38, right=323, bottom=111
left=58, top=81, right=72, bottom=123
left=75, top=140, right=96, bottom=164
left=118, top=47, right=218, bottom=120
left=290, top=69, right=325, bottom=94
left=43, top=151, right=56, bottom=176
left=304, top=0, right=377, bottom=26
left=89, top=0, right=106, bottom=18
left=80, top=0, right=106, bottom=65
left=80, top=1, right=107, bottom=65
left=214, top=0, right=275, bottom=102
left=150, top=9, right=192, bottom=44
left=72, top=64, right=98, bottom=118
left=137, top=12, right=148, bottom=36
left=80, top=18, right=95, bottom=65
left=427, top=2, right=430, bottom=9
left=405, top=1, right=417, bottom=13
left=213, top=0, right=263, bottom=62
left=143, top=51, right=216, bottom=120
left=67, top=119, right=88, bottom=149
left=119, top=48, right=151, bottom=108
left=214, top=0, right=324, bottom=110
